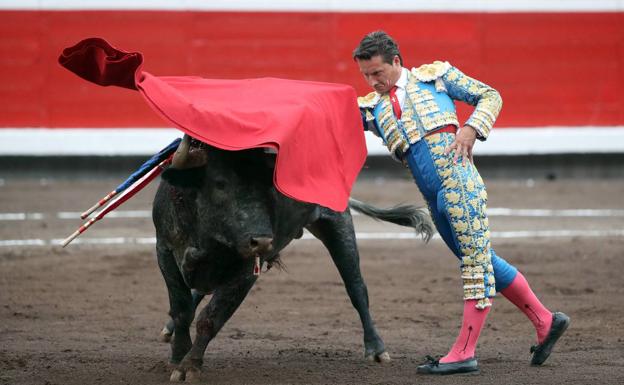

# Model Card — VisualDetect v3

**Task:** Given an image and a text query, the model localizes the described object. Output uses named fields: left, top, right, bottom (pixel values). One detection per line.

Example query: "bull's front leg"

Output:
left=157, top=245, right=195, bottom=365
left=307, top=211, right=390, bottom=363
left=170, top=271, right=258, bottom=383
left=160, top=290, right=205, bottom=343
left=160, top=246, right=211, bottom=342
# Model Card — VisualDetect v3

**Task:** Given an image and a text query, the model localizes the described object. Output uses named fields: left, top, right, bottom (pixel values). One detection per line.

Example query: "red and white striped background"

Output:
left=1, top=1, right=623, bottom=155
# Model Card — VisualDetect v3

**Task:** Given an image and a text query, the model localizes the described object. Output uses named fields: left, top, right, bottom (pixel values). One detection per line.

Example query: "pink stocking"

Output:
left=440, top=299, right=490, bottom=363
left=501, top=272, right=553, bottom=343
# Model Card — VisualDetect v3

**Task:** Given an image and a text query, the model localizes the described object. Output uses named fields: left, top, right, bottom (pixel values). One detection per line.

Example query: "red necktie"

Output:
left=388, top=85, right=402, bottom=119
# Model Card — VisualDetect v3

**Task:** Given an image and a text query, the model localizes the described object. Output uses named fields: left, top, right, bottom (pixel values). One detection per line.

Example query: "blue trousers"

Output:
left=405, top=133, right=517, bottom=293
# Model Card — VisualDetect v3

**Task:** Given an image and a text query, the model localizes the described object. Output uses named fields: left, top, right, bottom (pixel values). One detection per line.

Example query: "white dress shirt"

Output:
left=393, top=67, right=409, bottom=110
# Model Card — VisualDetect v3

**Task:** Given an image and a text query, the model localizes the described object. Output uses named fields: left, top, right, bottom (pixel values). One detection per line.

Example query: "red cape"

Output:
left=59, top=38, right=366, bottom=211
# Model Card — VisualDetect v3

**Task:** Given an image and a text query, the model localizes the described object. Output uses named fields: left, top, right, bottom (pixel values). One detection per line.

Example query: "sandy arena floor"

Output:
left=1, top=177, right=623, bottom=384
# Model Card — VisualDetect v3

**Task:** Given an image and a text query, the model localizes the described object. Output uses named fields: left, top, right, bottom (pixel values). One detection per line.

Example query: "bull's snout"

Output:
left=239, top=237, right=273, bottom=258
left=249, top=237, right=273, bottom=257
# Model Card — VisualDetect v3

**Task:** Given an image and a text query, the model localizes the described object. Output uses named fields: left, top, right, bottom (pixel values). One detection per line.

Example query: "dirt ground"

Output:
left=1, top=177, right=624, bottom=385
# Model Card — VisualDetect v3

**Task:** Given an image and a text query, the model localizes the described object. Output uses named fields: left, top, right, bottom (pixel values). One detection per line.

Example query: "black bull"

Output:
left=153, top=143, right=433, bottom=382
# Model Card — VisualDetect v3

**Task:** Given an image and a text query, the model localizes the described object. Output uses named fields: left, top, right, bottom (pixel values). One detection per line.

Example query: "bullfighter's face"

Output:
left=356, top=54, right=402, bottom=95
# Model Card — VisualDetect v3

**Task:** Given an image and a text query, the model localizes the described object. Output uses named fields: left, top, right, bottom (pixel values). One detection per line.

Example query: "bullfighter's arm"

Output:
left=439, top=64, right=502, bottom=141
left=412, top=61, right=502, bottom=141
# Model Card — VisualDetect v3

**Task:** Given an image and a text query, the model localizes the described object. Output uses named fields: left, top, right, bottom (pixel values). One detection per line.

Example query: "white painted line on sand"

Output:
left=2, top=229, right=623, bottom=248
left=486, top=208, right=624, bottom=217
left=349, top=229, right=624, bottom=240
left=0, top=239, right=47, bottom=247
left=0, top=213, right=45, bottom=220
left=56, top=210, right=152, bottom=219
left=1, top=208, right=623, bottom=221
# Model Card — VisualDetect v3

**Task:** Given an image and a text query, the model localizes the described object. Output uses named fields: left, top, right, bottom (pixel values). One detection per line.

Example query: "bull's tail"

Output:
left=348, top=198, right=435, bottom=242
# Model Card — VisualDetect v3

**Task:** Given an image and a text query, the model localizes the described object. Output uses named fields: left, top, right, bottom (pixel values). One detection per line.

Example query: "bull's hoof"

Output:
left=169, top=367, right=201, bottom=383
left=185, top=367, right=201, bottom=383
left=169, top=369, right=185, bottom=382
left=366, top=351, right=391, bottom=363
left=376, top=351, right=391, bottom=363
left=159, top=326, right=173, bottom=343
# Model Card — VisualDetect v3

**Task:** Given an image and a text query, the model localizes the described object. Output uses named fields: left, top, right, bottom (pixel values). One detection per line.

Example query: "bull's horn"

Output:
left=171, top=134, right=208, bottom=169
left=171, top=134, right=192, bottom=168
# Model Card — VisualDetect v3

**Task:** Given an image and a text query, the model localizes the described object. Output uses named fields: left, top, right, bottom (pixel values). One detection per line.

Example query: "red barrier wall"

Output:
left=0, top=11, right=622, bottom=128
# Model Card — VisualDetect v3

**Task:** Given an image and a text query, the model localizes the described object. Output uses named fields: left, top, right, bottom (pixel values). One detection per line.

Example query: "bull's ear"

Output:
left=162, top=167, right=204, bottom=189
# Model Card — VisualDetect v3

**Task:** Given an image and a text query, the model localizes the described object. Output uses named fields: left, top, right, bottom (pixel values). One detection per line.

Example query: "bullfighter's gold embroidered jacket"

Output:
left=358, top=61, right=502, bottom=161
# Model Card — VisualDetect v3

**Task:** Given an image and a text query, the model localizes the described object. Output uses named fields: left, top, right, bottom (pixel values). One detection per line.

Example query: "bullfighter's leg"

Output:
left=307, top=211, right=389, bottom=362
left=156, top=244, right=195, bottom=365
left=424, top=133, right=566, bottom=365
left=170, top=270, right=258, bottom=382
left=410, top=133, right=568, bottom=370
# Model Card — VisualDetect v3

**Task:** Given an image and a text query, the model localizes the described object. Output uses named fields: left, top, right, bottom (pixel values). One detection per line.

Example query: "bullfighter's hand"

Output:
left=445, top=125, right=477, bottom=165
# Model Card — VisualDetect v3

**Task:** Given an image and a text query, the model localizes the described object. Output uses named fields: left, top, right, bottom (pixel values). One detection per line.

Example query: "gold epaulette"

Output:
left=357, top=91, right=380, bottom=109
left=411, top=61, right=451, bottom=82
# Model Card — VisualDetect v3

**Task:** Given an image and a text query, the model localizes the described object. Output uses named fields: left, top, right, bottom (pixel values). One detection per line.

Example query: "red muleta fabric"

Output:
left=59, top=38, right=367, bottom=212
